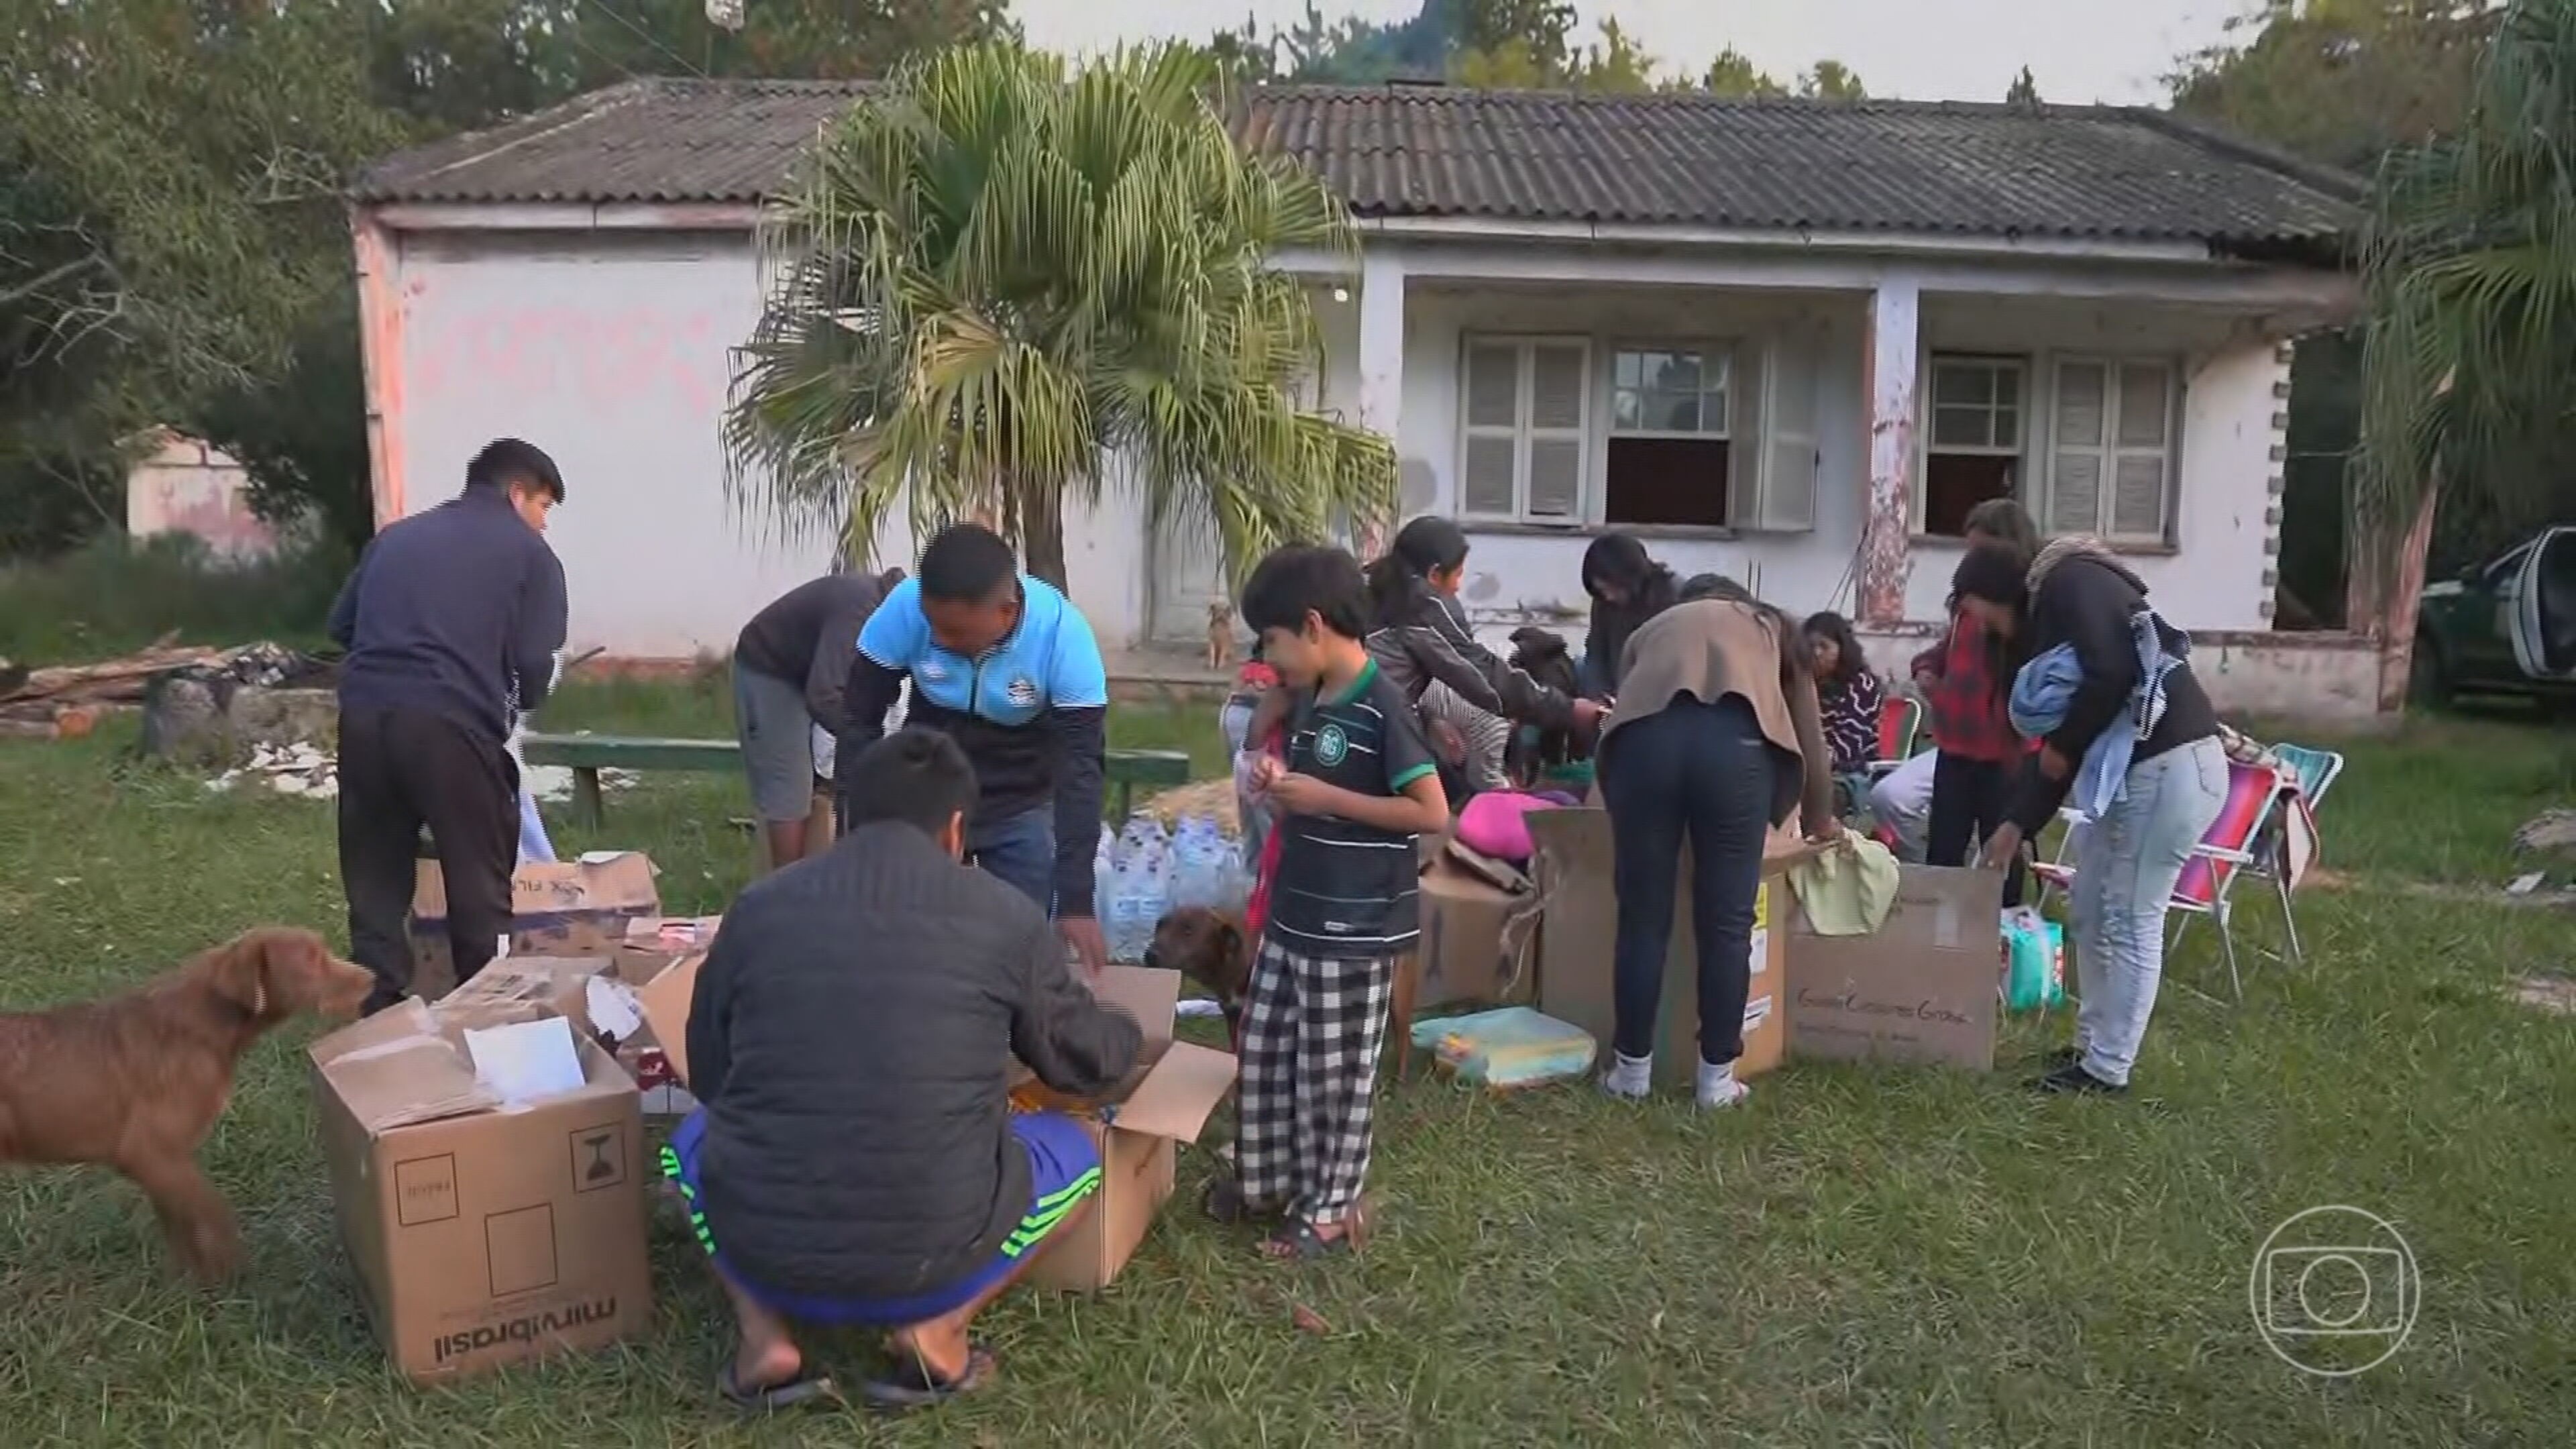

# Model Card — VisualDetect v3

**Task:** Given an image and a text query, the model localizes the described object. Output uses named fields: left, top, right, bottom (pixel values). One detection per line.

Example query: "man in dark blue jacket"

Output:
left=330, top=438, right=568, bottom=1014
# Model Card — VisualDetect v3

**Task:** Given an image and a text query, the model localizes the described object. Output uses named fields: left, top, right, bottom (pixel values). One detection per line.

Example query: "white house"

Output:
left=352, top=78, right=2379, bottom=714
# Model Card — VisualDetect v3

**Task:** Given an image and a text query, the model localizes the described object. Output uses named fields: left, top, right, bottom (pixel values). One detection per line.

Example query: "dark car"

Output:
left=2414, top=525, right=2576, bottom=709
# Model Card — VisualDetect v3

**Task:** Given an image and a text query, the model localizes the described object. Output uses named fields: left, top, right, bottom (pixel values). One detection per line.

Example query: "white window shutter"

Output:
left=1462, top=437, right=1517, bottom=515
left=1526, top=342, right=1589, bottom=519
left=2049, top=360, right=2109, bottom=533
left=1461, top=342, right=1522, bottom=516
left=1753, top=329, right=1819, bottom=531
left=2110, top=362, right=2173, bottom=541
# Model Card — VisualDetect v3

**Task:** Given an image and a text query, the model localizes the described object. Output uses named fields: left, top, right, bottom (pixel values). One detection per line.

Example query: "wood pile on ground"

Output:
left=0, top=639, right=332, bottom=743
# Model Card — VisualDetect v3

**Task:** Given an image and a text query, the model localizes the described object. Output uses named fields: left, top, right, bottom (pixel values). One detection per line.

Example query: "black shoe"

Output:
left=2038, top=1045, right=2082, bottom=1070
left=2032, top=1059, right=2126, bottom=1095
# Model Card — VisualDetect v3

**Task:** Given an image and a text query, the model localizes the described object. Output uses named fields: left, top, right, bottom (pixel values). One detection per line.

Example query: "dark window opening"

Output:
left=1921, top=454, right=2017, bottom=538
left=1606, top=437, right=1730, bottom=527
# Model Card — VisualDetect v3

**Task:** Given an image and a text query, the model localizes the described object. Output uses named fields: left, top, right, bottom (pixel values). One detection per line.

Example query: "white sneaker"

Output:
left=1696, top=1061, right=1752, bottom=1110
left=1601, top=1051, right=1653, bottom=1101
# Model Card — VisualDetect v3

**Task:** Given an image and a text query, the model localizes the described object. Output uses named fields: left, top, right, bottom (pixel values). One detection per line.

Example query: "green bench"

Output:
left=521, top=732, right=1195, bottom=827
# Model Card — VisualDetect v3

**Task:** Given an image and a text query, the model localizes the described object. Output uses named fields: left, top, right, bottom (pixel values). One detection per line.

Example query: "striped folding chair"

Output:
left=2246, top=743, right=2343, bottom=963
left=2028, top=758, right=2293, bottom=1001
left=1866, top=695, right=1924, bottom=779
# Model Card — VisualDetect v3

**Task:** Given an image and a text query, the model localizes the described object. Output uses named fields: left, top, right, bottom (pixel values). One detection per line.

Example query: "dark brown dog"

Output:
left=1146, top=906, right=1417, bottom=1077
left=0, top=928, right=374, bottom=1281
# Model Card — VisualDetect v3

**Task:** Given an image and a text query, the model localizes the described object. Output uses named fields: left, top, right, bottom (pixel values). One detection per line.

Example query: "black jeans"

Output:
left=338, top=705, right=518, bottom=1014
left=1927, top=751, right=2026, bottom=907
left=1598, top=696, right=1780, bottom=1066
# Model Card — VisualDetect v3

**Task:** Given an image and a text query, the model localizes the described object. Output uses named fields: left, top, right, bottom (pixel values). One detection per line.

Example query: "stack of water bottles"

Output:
left=1099, top=812, right=1253, bottom=962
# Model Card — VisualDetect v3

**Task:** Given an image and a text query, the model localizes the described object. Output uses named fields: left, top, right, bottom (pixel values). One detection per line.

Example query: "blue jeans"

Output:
left=2070, top=735, right=2228, bottom=1085
left=972, top=806, right=1055, bottom=915
left=1598, top=696, right=1783, bottom=1066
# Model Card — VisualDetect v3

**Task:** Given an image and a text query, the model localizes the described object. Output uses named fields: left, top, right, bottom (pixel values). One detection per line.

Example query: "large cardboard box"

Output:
left=1527, top=808, right=1814, bottom=1088
left=1782, top=864, right=2002, bottom=1071
left=629, top=957, right=1234, bottom=1293
left=407, top=852, right=661, bottom=996
left=309, top=996, right=651, bottom=1385
left=1416, top=857, right=1540, bottom=1009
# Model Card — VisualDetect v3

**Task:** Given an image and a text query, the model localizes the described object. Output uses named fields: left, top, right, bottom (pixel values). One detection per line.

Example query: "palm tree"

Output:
left=2353, top=0, right=2576, bottom=706
left=724, top=40, right=1397, bottom=590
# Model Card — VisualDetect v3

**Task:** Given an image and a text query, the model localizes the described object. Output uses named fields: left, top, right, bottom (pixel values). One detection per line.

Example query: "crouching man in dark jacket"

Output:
left=660, top=728, right=1142, bottom=1411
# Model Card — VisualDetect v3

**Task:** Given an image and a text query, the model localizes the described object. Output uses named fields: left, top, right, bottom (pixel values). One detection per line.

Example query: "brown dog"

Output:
left=0, top=928, right=374, bottom=1281
left=1205, top=600, right=1236, bottom=670
left=1146, top=906, right=1417, bottom=1077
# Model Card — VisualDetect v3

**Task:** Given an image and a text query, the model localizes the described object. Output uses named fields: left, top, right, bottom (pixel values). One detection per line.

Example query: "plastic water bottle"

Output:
left=1173, top=815, right=1230, bottom=910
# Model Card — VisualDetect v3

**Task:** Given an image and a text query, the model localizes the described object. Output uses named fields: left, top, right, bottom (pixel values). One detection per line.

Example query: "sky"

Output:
left=1014, top=0, right=2255, bottom=107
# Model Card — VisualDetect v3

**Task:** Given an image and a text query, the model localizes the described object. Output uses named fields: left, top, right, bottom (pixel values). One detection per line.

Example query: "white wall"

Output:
left=1384, top=278, right=2291, bottom=641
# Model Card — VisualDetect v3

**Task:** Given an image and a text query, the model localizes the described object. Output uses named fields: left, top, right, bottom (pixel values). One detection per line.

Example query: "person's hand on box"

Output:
left=1979, top=822, right=2025, bottom=871
left=1059, top=916, right=1108, bottom=983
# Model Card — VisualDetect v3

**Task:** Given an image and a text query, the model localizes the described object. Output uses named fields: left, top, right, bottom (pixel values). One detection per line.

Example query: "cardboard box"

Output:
left=629, top=957, right=1234, bottom=1293
left=408, top=852, right=661, bottom=997
left=309, top=996, right=651, bottom=1385
left=1416, top=857, right=1540, bottom=1008
left=1782, top=864, right=2002, bottom=1071
left=1527, top=807, right=1813, bottom=1088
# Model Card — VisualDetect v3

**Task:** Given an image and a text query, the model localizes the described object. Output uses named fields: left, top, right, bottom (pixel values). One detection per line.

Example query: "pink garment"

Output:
left=1454, top=791, right=1562, bottom=863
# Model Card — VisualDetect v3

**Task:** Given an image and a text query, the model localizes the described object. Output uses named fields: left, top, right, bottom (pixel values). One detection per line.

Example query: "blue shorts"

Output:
left=659, top=1108, right=1100, bottom=1327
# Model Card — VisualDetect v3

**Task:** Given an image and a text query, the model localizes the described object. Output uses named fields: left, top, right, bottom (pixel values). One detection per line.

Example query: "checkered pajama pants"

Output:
left=1234, top=934, right=1400, bottom=1226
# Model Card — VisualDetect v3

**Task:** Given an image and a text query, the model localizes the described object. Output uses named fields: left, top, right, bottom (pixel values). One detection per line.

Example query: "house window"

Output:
left=2047, top=358, right=2177, bottom=543
left=1606, top=346, right=1731, bottom=527
left=1920, top=356, right=2025, bottom=537
left=1461, top=337, right=1588, bottom=521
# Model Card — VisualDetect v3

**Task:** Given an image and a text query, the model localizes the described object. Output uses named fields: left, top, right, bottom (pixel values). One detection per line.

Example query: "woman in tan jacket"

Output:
left=1597, top=578, right=1835, bottom=1108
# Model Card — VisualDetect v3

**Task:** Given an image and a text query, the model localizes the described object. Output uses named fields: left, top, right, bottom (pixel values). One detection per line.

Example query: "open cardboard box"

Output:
left=1530, top=808, right=2004, bottom=1079
left=630, top=957, right=1234, bottom=1292
left=1527, top=808, right=1813, bottom=1087
left=308, top=991, right=650, bottom=1385
left=407, top=851, right=661, bottom=998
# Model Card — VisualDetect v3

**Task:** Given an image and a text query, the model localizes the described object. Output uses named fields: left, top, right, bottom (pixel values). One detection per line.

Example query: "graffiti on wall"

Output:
left=401, top=280, right=738, bottom=419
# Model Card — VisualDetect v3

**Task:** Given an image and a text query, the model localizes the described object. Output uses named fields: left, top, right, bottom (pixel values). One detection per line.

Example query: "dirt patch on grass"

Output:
left=2510, top=975, right=2576, bottom=1016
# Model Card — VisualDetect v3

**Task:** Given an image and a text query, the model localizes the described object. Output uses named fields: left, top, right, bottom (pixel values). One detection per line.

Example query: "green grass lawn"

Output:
left=3, top=691, right=2571, bottom=1446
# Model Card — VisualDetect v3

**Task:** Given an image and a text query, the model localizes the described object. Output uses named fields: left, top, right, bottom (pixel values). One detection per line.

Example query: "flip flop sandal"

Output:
left=1258, top=1217, right=1354, bottom=1262
left=861, top=1343, right=996, bottom=1412
left=718, top=1368, right=840, bottom=1415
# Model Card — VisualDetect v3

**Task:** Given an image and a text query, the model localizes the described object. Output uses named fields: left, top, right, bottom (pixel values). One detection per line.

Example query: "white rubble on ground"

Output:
left=206, top=741, right=341, bottom=798
left=206, top=746, right=635, bottom=804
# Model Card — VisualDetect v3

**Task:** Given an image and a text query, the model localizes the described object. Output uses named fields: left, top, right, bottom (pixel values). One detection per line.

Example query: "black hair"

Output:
left=1241, top=544, right=1371, bottom=641
left=917, top=523, right=1018, bottom=602
left=841, top=728, right=979, bottom=837
left=1364, top=515, right=1469, bottom=628
left=1678, top=572, right=1747, bottom=604
left=1801, top=610, right=1868, bottom=684
left=1961, top=497, right=2041, bottom=566
left=1951, top=543, right=2030, bottom=607
left=466, top=439, right=564, bottom=502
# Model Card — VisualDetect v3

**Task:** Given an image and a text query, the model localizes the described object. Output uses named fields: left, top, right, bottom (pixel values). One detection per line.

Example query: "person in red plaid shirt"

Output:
left=1911, top=498, right=2041, bottom=906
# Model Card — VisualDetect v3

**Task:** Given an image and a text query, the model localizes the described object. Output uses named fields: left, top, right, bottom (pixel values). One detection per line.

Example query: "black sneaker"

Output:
left=2032, top=1059, right=2126, bottom=1095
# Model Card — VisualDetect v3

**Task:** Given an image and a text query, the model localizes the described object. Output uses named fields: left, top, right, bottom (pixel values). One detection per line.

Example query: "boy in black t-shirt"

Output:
left=1216, top=545, right=1448, bottom=1260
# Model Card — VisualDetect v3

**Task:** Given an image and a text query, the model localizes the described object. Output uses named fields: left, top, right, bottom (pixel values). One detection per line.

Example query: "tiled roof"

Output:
left=357, top=78, right=2363, bottom=255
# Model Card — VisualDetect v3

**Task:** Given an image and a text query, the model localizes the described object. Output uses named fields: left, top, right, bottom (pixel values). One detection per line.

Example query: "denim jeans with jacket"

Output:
left=2071, top=734, right=2227, bottom=1085
left=1598, top=696, right=1782, bottom=1066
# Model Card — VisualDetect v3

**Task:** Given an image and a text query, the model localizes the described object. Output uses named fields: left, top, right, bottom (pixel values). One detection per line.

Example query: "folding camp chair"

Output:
left=2027, top=758, right=2294, bottom=1001
left=1866, top=695, right=1923, bottom=779
left=2245, top=743, right=2343, bottom=963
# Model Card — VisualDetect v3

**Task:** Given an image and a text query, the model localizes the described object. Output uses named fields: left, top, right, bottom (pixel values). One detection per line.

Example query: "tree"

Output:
left=2006, top=65, right=2042, bottom=107
left=1799, top=60, right=1868, bottom=99
left=2169, top=1, right=2498, bottom=171
left=2351, top=0, right=2576, bottom=702
left=1699, top=48, right=1788, bottom=97
left=724, top=42, right=1397, bottom=590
